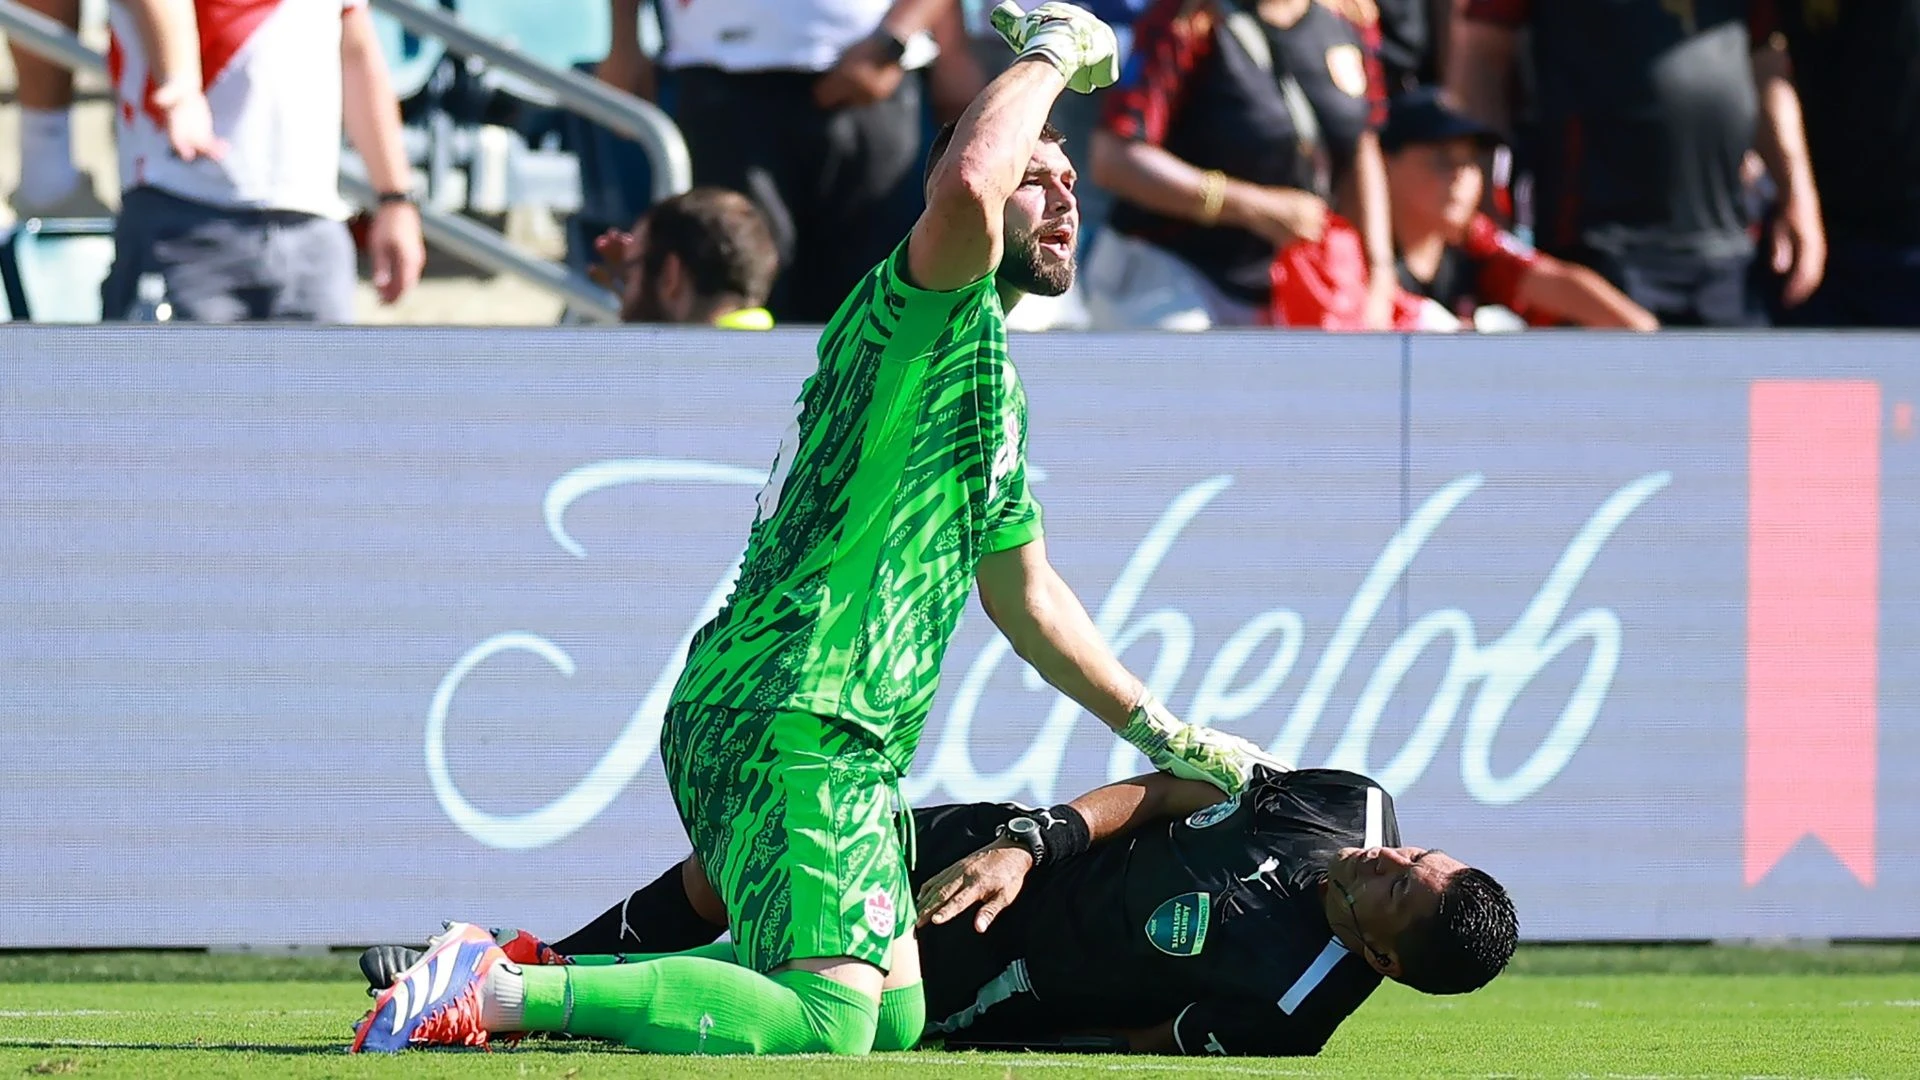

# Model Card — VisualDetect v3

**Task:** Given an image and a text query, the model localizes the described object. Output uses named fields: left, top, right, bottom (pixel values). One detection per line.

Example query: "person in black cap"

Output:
left=1383, top=88, right=1658, bottom=329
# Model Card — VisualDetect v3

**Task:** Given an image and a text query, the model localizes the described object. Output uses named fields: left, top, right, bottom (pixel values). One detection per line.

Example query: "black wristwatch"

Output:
left=375, top=190, right=417, bottom=207
left=869, top=25, right=908, bottom=64
left=996, top=815, right=1046, bottom=866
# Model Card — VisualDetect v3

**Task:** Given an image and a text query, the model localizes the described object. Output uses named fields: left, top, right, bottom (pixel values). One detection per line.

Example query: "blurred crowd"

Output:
left=8, top=0, right=1916, bottom=330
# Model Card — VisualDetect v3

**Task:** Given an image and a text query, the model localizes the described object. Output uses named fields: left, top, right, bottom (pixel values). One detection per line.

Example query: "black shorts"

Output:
left=907, top=802, right=1025, bottom=893
left=906, top=802, right=1138, bottom=1053
left=905, top=802, right=1033, bottom=1029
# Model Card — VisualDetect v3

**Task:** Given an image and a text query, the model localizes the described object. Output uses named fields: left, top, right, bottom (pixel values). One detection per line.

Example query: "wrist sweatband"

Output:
left=1037, top=803, right=1091, bottom=863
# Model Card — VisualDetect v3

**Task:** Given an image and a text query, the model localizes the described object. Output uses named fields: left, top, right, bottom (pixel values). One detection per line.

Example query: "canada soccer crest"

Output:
left=864, top=887, right=896, bottom=939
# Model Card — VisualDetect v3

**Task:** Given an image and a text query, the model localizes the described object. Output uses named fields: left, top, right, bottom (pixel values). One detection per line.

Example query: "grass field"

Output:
left=2, top=946, right=1916, bottom=1078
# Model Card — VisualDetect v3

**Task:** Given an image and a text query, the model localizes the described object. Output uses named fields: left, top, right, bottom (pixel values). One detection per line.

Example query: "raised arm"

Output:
left=909, top=52, right=1069, bottom=291
left=908, top=2, right=1118, bottom=291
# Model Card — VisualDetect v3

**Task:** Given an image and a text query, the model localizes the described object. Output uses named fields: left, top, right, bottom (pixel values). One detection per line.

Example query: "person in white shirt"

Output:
left=598, top=0, right=960, bottom=323
left=100, top=0, right=423, bottom=322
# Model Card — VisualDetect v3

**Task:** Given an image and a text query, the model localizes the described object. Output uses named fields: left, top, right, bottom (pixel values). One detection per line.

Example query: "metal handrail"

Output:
left=0, top=0, right=622, bottom=322
left=0, top=0, right=95, bottom=74
left=369, top=0, right=691, bottom=203
left=339, top=175, right=620, bottom=320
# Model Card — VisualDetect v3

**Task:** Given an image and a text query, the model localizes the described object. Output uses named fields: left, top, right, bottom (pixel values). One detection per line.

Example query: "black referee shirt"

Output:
left=915, top=769, right=1399, bottom=1057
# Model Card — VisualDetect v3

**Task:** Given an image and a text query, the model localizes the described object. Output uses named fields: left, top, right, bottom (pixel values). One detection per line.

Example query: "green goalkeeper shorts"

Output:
left=661, top=702, right=915, bottom=973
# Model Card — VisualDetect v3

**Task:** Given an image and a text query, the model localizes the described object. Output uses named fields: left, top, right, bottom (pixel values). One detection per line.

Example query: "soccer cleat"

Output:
left=350, top=922, right=505, bottom=1053
left=491, top=927, right=567, bottom=968
left=360, top=944, right=425, bottom=995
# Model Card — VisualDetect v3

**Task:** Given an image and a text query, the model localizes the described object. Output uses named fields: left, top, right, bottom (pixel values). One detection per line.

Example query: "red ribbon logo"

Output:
left=1745, top=380, right=1878, bottom=887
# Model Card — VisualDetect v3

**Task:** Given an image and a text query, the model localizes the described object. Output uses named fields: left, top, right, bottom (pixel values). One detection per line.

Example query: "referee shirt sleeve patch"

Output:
left=1278, top=938, right=1349, bottom=1015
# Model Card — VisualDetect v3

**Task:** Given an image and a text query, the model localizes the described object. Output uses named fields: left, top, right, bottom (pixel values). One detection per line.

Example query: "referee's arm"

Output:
left=1067, top=772, right=1229, bottom=841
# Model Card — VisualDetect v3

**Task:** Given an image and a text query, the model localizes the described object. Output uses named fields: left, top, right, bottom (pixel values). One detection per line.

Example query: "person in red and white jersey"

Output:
left=101, top=0, right=423, bottom=322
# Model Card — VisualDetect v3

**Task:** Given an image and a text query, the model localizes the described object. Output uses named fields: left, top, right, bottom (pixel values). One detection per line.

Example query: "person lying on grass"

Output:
left=363, top=765, right=1517, bottom=1056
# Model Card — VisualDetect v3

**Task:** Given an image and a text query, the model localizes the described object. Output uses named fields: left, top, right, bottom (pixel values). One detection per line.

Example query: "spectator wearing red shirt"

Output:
left=1447, top=0, right=1823, bottom=327
left=1385, top=88, right=1656, bottom=329
left=1086, top=0, right=1398, bottom=329
left=1751, top=0, right=1920, bottom=327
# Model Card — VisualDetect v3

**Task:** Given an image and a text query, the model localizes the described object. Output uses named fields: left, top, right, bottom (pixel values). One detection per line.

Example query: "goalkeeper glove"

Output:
left=1119, top=691, right=1292, bottom=796
left=989, top=1, right=1121, bottom=94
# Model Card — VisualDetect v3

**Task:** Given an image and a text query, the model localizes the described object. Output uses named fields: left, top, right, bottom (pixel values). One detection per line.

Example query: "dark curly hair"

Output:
left=1396, top=867, right=1517, bottom=995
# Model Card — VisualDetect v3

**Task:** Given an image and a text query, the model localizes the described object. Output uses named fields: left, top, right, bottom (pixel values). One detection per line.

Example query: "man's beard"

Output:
left=998, top=227, right=1074, bottom=297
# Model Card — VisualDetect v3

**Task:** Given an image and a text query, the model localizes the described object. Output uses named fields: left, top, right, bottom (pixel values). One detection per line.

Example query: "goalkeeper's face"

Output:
left=999, top=140, right=1079, bottom=298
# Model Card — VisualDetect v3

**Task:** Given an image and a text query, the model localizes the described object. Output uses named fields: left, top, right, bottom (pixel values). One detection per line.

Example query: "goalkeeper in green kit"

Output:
left=352, top=1, right=1285, bottom=1057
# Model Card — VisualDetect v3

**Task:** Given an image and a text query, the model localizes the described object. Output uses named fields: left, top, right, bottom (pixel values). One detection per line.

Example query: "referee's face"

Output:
left=1326, top=846, right=1466, bottom=976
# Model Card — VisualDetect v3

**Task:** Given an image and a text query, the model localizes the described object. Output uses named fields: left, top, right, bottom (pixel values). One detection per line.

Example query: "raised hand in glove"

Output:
left=988, top=0, right=1120, bottom=94
left=1119, top=692, right=1293, bottom=796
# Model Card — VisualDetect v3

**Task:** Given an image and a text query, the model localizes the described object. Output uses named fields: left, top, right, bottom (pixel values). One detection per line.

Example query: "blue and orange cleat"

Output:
left=350, top=921, right=506, bottom=1053
left=492, top=926, right=567, bottom=968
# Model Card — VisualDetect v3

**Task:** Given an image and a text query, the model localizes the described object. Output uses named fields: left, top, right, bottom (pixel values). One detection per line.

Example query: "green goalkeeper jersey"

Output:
left=671, top=240, right=1043, bottom=766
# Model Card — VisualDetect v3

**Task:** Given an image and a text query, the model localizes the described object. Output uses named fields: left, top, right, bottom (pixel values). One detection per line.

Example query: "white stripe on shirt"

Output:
left=1278, top=938, right=1349, bottom=1015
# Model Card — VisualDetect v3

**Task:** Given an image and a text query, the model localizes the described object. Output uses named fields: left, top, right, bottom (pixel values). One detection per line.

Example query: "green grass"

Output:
left=1, top=948, right=1916, bottom=1078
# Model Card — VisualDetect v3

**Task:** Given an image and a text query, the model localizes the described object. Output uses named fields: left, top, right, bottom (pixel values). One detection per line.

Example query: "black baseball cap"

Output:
left=1380, top=87, right=1504, bottom=155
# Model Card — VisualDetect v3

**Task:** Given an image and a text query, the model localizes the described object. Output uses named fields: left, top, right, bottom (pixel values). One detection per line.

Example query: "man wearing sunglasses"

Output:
left=366, top=765, right=1516, bottom=1057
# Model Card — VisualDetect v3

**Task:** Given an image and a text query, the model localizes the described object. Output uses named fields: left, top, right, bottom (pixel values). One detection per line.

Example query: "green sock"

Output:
left=873, top=981, right=925, bottom=1051
left=520, top=954, right=879, bottom=1055
left=562, top=941, right=736, bottom=966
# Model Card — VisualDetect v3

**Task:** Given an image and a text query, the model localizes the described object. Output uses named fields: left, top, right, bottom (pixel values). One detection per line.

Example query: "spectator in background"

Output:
left=1371, top=0, right=1439, bottom=92
left=7, top=0, right=110, bottom=218
left=100, top=0, right=422, bottom=322
left=1445, top=0, right=1824, bottom=328
left=1087, top=0, right=1399, bottom=330
left=1384, top=88, right=1657, bottom=330
left=1751, top=0, right=1920, bottom=327
left=591, top=186, right=780, bottom=328
left=598, top=0, right=956, bottom=324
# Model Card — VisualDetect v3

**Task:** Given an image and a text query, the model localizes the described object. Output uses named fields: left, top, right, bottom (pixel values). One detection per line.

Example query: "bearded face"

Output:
left=999, top=219, right=1076, bottom=297
left=996, top=139, right=1080, bottom=299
